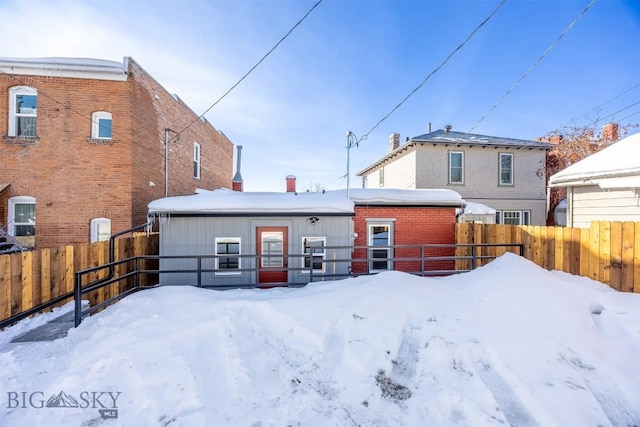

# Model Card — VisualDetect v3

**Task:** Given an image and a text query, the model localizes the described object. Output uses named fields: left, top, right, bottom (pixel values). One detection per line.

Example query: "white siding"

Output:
left=569, top=186, right=640, bottom=228
left=364, top=150, right=416, bottom=189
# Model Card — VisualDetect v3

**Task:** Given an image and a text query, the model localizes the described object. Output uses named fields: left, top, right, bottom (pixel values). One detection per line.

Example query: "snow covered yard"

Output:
left=1, top=253, right=640, bottom=426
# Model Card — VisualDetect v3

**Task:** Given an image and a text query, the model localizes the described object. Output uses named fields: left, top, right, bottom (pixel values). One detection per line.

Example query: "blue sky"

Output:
left=1, top=0, right=638, bottom=191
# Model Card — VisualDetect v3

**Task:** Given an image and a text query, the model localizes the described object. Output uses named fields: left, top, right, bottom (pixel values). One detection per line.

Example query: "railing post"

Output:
left=471, top=245, right=477, bottom=270
left=420, top=246, right=425, bottom=276
left=197, top=256, right=202, bottom=287
left=135, top=256, right=140, bottom=289
left=74, top=271, right=83, bottom=327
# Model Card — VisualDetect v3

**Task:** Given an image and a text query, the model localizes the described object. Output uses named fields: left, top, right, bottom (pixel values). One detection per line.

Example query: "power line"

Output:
left=173, top=0, right=324, bottom=142
left=617, top=109, right=640, bottom=123
left=467, top=0, right=597, bottom=133
left=354, top=0, right=506, bottom=145
left=569, top=82, right=640, bottom=123
left=588, top=101, right=640, bottom=126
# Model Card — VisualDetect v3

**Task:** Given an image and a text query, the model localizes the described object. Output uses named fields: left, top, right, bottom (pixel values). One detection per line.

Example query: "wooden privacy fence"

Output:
left=455, top=221, right=640, bottom=293
left=0, top=234, right=159, bottom=325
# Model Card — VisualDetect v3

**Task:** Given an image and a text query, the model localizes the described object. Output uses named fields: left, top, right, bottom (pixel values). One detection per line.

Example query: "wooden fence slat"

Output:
left=579, top=228, right=590, bottom=278
left=570, top=227, right=581, bottom=276
left=0, top=255, right=11, bottom=320
left=65, top=245, right=75, bottom=295
left=546, top=226, right=556, bottom=271
left=555, top=226, right=564, bottom=271
left=31, top=249, right=42, bottom=307
left=621, top=222, right=635, bottom=293
left=589, top=222, right=600, bottom=282
left=610, top=222, right=623, bottom=291
left=11, top=252, right=22, bottom=315
left=599, top=221, right=611, bottom=287
left=41, top=248, right=51, bottom=304
left=635, top=222, right=640, bottom=294
left=21, top=251, right=33, bottom=312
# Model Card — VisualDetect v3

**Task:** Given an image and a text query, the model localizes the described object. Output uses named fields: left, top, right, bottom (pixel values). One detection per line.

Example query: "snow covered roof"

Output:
left=148, top=188, right=355, bottom=216
left=549, top=132, right=640, bottom=187
left=331, top=188, right=465, bottom=207
left=462, top=201, right=496, bottom=215
left=0, top=57, right=129, bottom=81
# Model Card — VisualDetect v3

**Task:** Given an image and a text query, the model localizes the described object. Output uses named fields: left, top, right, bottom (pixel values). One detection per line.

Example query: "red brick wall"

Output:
left=0, top=58, right=233, bottom=248
left=351, top=206, right=457, bottom=274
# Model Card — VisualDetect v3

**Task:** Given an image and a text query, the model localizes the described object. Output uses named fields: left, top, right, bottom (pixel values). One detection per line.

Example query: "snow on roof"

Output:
left=331, top=188, right=465, bottom=207
left=0, top=57, right=128, bottom=81
left=148, top=188, right=355, bottom=215
left=462, top=201, right=496, bottom=215
left=412, top=129, right=554, bottom=149
left=549, top=132, right=640, bottom=186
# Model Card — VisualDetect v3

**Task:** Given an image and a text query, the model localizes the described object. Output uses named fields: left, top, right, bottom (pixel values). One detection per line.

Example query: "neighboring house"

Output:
left=548, top=132, right=640, bottom=228
left=356, top=127, right=554, bottom=225
left=458, top=201, right=496, bottom=224
left=147, top=177, right=465, bottom=286
left=0, top=57, right=234, bottom=248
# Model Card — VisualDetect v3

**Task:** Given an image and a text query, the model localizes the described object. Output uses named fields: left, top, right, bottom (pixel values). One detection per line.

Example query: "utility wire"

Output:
left=354, top=0, right=506, bottom=145
left=173, top=0, right=324, bottom=142
left=467, top=0, right=597, bottom=133
left=617, top=109, right=640, bottom=123
left=588, top=101, right=640, bottom=126
left=569, top=82, right=640, bottom=123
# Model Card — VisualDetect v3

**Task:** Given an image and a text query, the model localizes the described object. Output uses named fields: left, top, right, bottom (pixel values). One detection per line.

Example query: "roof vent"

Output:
left=444, top=125, right=452, bottom=133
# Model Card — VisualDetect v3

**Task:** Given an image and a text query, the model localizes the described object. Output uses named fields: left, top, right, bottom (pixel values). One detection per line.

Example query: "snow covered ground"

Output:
left=1, top=253, right=640, bottom=426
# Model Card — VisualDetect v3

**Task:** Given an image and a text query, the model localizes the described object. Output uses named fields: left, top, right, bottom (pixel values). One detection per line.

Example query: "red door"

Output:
left=257, top=227, right=288, bottom=284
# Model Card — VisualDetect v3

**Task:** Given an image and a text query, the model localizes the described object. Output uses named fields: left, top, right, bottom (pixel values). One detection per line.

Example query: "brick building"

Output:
left=0, top=57, right=233, bottom=248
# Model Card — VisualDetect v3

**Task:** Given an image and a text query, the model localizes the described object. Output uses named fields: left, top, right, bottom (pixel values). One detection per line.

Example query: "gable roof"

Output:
left=549, top=132, right=640, bottom=187
left=357, top=129, right=553, bottom=176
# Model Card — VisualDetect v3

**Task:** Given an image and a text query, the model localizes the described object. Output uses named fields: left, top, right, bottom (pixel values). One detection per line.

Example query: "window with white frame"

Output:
left=8, top=86, right=37, bottom=137
left=496, top=210, right=531, bottom=225
left=499, top=153, right=513, bottom=185
left=215, top=237, right=241, bottom=274
left=379, top=168, right=385, bottom=187
left=302, top=237, right=326, bottom=273
left=8, top=196, right=36, bottom=236
left=449, top=151, right=464, bottom=184
left=91, top=111, right=112, bottom=139
left=90, top=218, right=111, bottom=242
left=194, top=142, right=201, bottom=179
left=368, top=222, right=393, bottom=271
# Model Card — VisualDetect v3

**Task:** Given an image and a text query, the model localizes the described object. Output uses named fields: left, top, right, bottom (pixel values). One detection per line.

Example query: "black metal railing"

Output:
left=68, top=243, right=523, bottom=327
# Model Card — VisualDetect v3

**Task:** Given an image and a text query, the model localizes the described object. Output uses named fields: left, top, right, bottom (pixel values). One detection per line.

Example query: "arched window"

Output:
left=7, top=196, right=36, bottom=237
left=91, top=111, right=112, bottom=139
left=8, top=86, right=37, bottom=137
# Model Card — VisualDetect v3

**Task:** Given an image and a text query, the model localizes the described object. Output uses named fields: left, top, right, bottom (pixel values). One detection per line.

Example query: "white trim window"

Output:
left=379, top=167, right=385, bottom=187
left=90, top=217, right=111, bottom=242
left=8, top=196, right=36, bottom=236
left=497, top=210, right=531, bottom=225
left=8, top=86, right=37, bottom=137
left=499, top=153, right=513, bottom=185
left=302, top=237, right=326, bottom=273
left=368, top=222, right=393, bottom=271
left=448, top=151, right=464, bottom=184
left=194, top=142, right=201, bottom=179
left=91, top=111, right=112, bottom=139
left=215, top=237, right=241, bottom=275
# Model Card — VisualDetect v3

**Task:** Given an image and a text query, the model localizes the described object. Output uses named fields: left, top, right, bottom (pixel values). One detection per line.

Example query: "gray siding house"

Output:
left=147, top=189, right=355, bottom=287
left=357, top=128, right=554, bottom=225
left=549, top=132, right=640, bottom=228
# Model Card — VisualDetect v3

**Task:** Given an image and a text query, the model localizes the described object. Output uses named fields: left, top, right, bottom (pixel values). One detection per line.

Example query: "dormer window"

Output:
left=8, top=86, right=37, bottom=137
left=91, top=111, right=112, bottom=139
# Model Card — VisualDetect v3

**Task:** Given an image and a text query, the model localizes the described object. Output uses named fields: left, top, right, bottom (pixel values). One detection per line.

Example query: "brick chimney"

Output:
left=286, top=175, right=296, bottom=193
left=389, top=133, right=400, bottom=151
left=232, top=145, right=243, bottom=191
left=602, top=122, right=619, bottom=141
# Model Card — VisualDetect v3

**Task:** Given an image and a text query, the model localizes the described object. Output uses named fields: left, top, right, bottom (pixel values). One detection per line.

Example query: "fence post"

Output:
left=471, top=245, right=477, bottom=270
left=74, top=271, right=83, bottom=327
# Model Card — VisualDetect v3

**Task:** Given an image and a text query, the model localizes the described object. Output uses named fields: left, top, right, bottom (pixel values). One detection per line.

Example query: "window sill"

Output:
left=4, top=135, right=39, bottom=144
left=87, top=138, right=115, bottom=145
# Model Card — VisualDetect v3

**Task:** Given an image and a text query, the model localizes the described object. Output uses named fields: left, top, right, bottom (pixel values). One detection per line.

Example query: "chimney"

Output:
left=602, top=122, right=619, bottom=141
left=232, top=145, right=243, bottom=191
left=389, top=133, right=400, bottom=151
left=444, top=124, right=452, bottom=133
left=286, top=175, right=296, bottom=193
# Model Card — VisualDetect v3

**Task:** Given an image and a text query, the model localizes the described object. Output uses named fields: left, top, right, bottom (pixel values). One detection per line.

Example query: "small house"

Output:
left=548, top=132, right=640, bottom=227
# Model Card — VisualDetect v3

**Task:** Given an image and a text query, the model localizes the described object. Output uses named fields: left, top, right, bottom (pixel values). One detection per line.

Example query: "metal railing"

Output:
left=70, top=242, right=523, bottom=327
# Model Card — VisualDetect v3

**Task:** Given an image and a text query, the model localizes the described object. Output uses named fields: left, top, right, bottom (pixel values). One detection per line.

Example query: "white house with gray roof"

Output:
left=357, top=127, right=554, bottom=225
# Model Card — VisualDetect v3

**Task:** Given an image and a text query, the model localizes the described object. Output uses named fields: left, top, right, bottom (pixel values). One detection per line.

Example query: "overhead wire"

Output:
left=467, top=0, right=597, bottom=133
left=172, top=0, right=324, bottom=142
left=569, top=82, right=640, bottom=123
left=352, top=0, right=506, bottom=145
